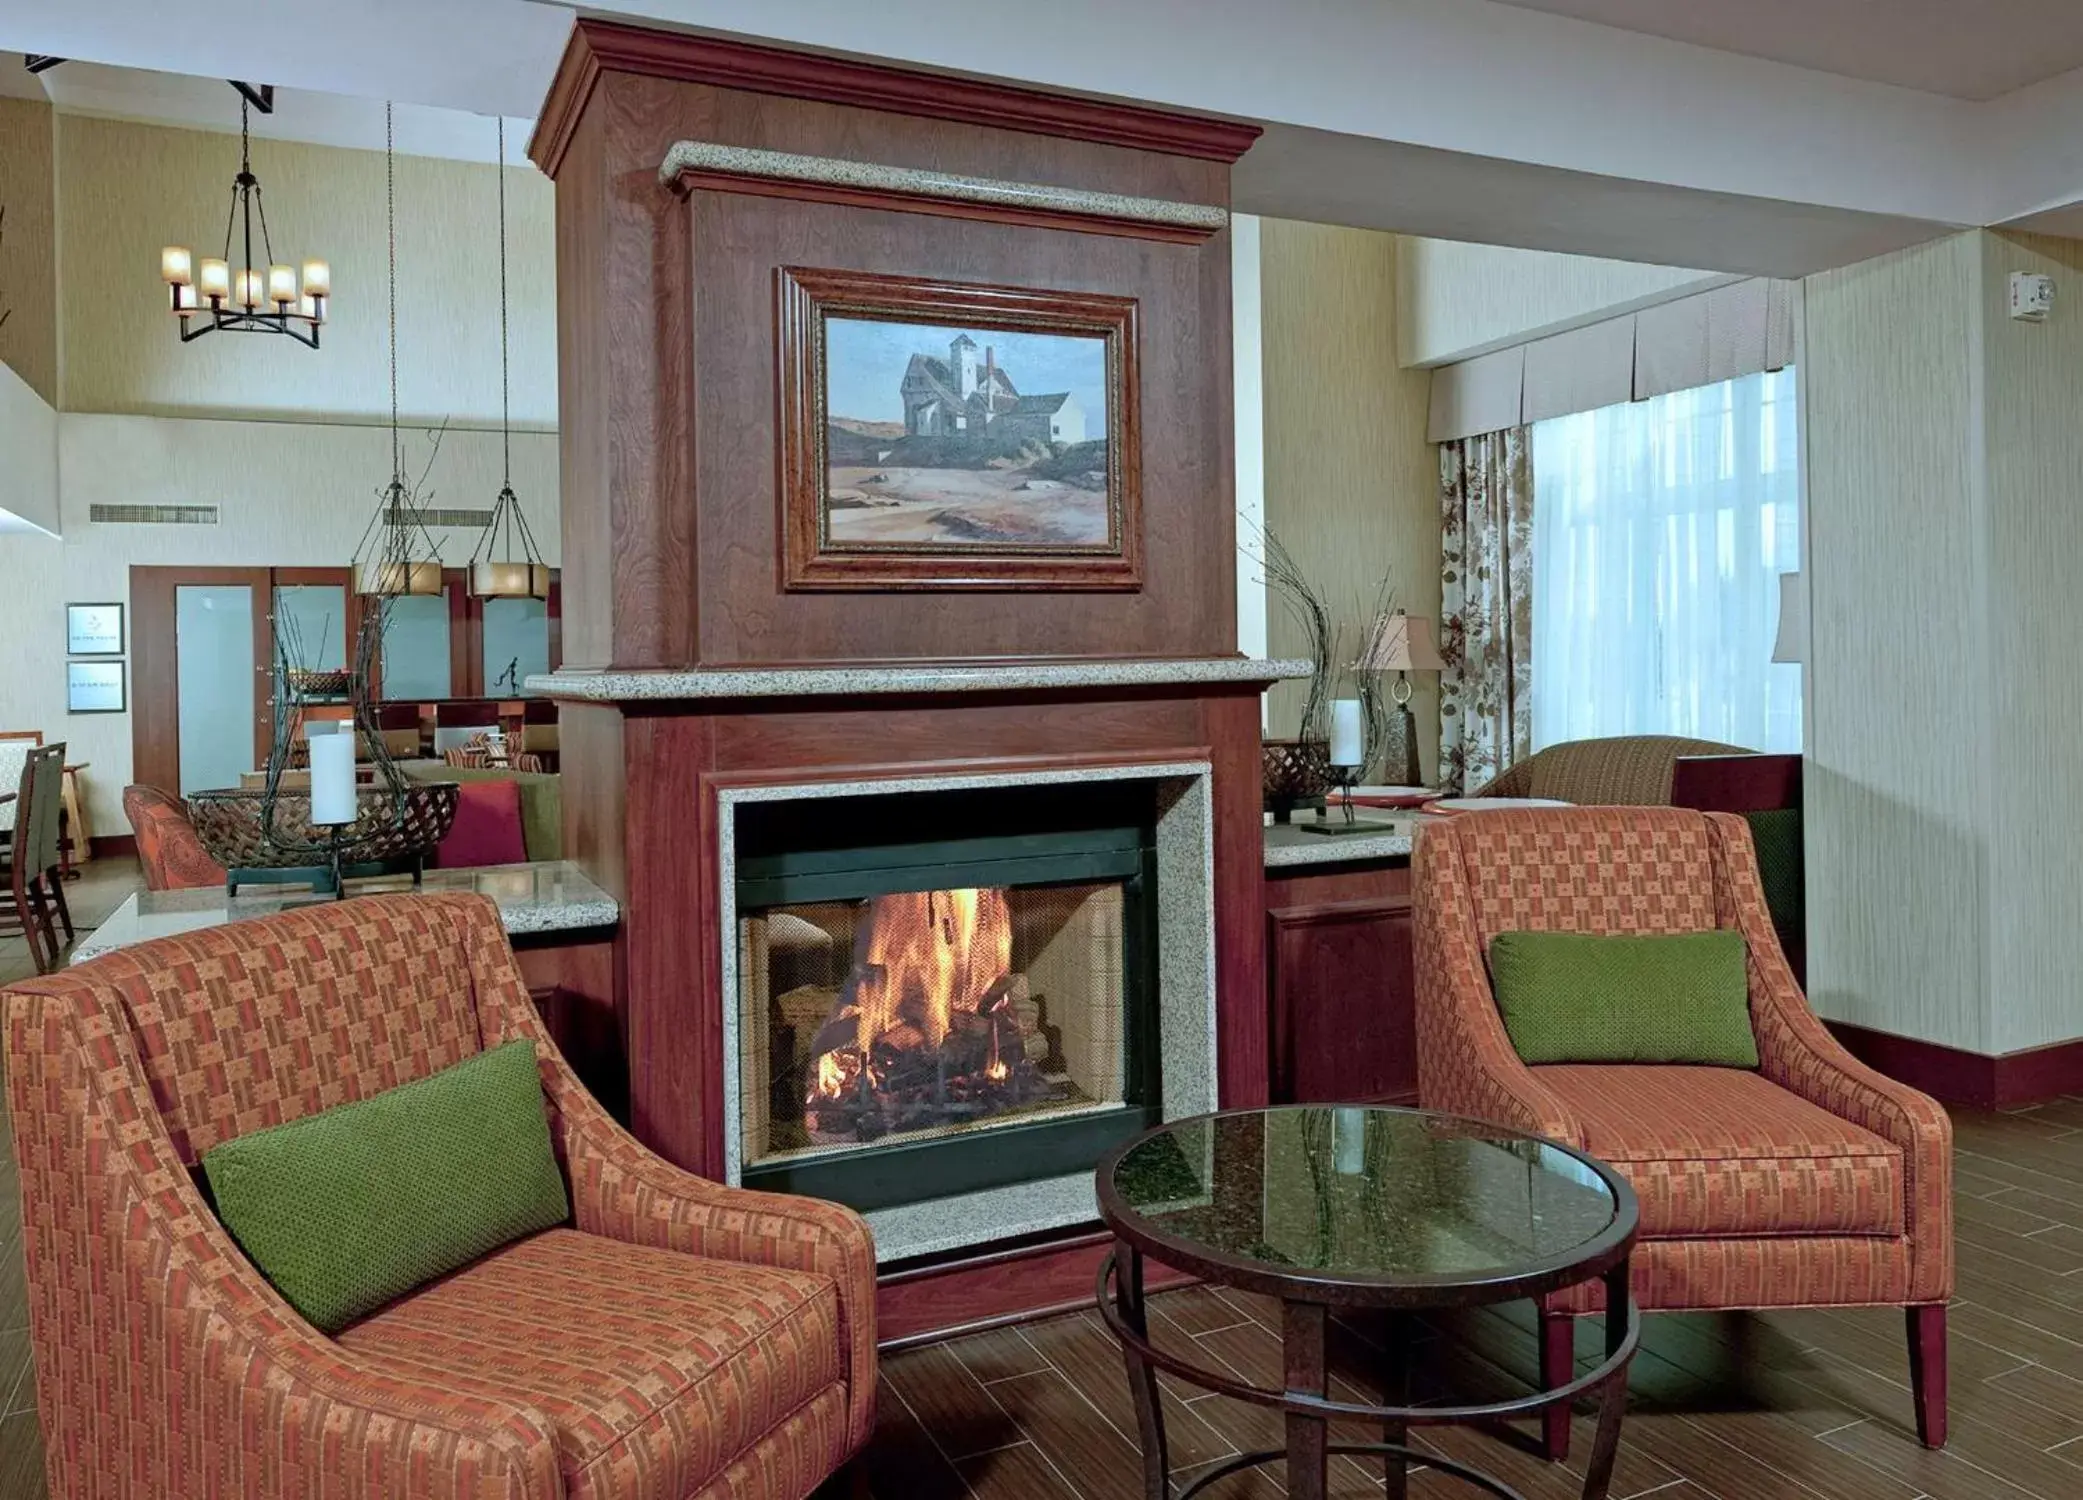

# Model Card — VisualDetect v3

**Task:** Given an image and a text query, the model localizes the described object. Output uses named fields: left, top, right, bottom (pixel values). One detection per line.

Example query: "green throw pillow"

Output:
left=1487, top=930, right=1760, bottom=1068
left=203, top=1038, right=570, bottom=1334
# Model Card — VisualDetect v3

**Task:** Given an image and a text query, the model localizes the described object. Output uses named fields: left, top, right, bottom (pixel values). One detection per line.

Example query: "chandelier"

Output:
left=469, top=116, right=550, bottom=599
left=158, top=91, right=329, bottom=348
left=351, top=103, right=443, bottom=598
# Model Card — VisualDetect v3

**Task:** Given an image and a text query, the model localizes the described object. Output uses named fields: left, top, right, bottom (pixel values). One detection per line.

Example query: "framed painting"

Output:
left=779, top=266, right=1141, bottom=591
left=67, top=661, right=126, bottom=714
left=66, top=601, right=125, bottom=656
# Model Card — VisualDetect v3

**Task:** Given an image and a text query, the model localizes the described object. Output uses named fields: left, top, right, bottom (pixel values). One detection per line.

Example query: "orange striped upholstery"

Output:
left=3, top=893, right=874, bottom=1500
left=1413, top=807, right=1953, bottom=1316
left=338, top=1232, right=848, bottom=1500
left=1532, top=1065, right=1903, bottom=1238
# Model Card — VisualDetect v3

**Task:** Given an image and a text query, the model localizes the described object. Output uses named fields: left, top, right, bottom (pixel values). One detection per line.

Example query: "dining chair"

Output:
left=2, top=745, right=72, bottom=973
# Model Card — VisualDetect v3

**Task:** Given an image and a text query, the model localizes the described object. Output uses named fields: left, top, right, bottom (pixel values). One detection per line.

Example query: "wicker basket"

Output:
left=186, top=782, right=461, bottom=870
left=1262, top=738, right=1334, bottom=816
left=283, top=668, right=354, bottom=700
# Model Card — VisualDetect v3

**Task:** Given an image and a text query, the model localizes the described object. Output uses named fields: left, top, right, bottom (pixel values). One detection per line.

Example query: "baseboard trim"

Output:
left=1824, top=1021, right=2083, bottom=1109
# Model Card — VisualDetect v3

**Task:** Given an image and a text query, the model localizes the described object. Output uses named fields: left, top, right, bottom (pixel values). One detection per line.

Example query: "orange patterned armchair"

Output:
left=121, top=783, right=229, bottom=891
left=3, top=893, right=876, bottom=1500
left=1413, top=808, right=1952, bottom=1457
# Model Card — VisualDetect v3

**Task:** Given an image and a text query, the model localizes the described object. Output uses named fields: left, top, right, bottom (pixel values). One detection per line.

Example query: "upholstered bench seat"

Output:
left=1532, top=1064, right=1904, bottom=1239
left=339, top=1229, right=849, bottom=1500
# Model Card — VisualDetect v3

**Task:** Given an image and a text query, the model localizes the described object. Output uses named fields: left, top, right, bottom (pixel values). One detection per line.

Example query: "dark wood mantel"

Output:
left=533, top=21, right=1267, bottom=1339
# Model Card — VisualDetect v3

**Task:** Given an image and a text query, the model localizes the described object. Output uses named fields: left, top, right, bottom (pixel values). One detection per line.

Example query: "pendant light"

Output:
left=351, top=101, right=443, bottom=598
left=468, top=116, right=550, bottom=600
left=159, top=88, right=330, bottom=347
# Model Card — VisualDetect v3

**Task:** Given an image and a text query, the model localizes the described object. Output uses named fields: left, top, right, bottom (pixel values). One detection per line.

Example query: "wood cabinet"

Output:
left=1266, top=859, right=1417, bottom=1106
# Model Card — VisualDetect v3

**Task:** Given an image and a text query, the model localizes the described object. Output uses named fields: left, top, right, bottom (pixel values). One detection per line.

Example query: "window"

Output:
left=1531, top=367, right=1801, bottom=752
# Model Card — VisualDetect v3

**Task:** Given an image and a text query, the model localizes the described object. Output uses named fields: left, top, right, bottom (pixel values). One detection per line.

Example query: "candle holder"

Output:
left=1299, top=764, right=1377, bottom=835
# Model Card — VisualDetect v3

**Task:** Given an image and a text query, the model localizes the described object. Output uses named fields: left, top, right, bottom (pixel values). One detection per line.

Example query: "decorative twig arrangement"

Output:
left=258, top=422, right=454, bottom=866
left=1352, top=577, right=1403, bottom=781
left=1253, top=526, right=1339, bottom=745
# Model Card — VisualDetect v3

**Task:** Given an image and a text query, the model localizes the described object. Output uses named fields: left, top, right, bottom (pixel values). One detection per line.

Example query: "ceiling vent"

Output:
left=419, top=507, right=496, bottom=529
left=89, top=503, right=219, bottom=525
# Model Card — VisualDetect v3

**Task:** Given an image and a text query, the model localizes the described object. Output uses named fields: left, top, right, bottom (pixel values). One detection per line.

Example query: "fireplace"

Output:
left=734, top=782, right=1161, bottom=1216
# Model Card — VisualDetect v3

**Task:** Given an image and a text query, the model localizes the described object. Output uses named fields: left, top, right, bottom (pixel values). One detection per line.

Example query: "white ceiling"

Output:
left=6, top=0, right=2083, bottom=279
left=1, top=55, right=534, bottom=164
left=1488, top=0, right=2083, bottom=101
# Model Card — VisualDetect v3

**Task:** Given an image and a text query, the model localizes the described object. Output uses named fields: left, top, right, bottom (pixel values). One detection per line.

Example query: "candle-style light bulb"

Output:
left=235, top=269, right=265, bottom=309
left=171, top=283, right=198, bottom=314
left=267, top=264, right=297, bottom=306
left=198, top=258, right=231, bottom=302
left=300, top=259, right=331, bottom=299
left=160, top=246, right=194, bottom=286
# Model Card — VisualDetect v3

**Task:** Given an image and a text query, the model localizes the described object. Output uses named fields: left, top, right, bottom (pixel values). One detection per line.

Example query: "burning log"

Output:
left=801, top=886, right=1068, bottom=1147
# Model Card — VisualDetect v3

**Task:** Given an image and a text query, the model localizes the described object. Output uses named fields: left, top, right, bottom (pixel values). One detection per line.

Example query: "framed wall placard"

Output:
left=66, top=602, right=125, bottom=656
left=779, top=266, right=1142, bottom=591
left=67, top=661, right=127, bottom=714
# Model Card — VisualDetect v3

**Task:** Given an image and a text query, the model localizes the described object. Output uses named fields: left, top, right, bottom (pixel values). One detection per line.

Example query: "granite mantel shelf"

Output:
left=526, top=657, right=1313, bottom=702
left=658, top=140, right=1232, bottom=241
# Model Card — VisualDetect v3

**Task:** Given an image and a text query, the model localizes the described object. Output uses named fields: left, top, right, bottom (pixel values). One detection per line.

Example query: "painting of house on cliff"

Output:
left=822, top=315, right=1115, bottom=551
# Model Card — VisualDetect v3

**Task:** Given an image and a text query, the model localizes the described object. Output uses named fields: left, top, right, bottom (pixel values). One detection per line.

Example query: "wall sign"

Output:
left=66, top=602, right=125, bottom=656
left=67, top=661, right=127, bottom=714
left=779, top=266, right=1142, bottom=591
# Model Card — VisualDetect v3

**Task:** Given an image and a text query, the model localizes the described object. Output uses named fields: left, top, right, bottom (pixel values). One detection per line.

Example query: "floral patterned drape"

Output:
left=1438, top=428, right=1535, bottom=794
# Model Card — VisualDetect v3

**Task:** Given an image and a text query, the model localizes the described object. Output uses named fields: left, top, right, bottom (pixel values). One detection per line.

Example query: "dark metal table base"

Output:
left=1097, top=1243, right=1640, bottom=1500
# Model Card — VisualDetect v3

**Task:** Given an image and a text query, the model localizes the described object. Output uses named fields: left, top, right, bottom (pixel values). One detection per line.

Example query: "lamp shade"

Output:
left=1772, top=570, right=1807, bottom=664
left=352, top=559, right=445, bottom=598
left=1357, top=610, right=1446, bottom=673
left=470, top=559, right=551, bottom=599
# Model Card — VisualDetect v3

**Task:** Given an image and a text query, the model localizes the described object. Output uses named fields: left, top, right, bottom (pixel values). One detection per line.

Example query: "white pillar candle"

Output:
left=307, top=727, right=358, bottom=827
left=1329, top=697, right=1364, bottom=768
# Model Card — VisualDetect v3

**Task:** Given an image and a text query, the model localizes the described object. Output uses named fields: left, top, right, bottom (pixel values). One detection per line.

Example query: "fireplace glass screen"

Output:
left=732, top=783, right=1160, bottom=1214
left=741, top=879, right=1129, bottom=1168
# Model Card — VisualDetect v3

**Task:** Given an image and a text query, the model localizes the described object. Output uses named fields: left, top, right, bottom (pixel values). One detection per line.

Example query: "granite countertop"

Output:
left=1264, top=814, right=1416, bottom=867
left=71, top=860, right=619, bottom=965
left=527, top=657, right=1313, bottom=701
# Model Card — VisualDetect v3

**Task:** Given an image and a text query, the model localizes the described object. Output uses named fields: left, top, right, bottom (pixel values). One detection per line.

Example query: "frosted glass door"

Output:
left=481, top=597, right=549, bottom=696
left=274, top=583, right=349, bottom=703
left=380, top=595, right=452, bottom=699
left=175, top=585, right=257, bottom=794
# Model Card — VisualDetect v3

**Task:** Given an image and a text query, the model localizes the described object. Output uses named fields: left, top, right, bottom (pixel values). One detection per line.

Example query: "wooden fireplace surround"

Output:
left=531, top=21, right=1267, bottom=1342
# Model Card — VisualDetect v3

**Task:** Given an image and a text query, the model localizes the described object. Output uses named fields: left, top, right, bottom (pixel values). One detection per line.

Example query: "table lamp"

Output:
left=1357, top=609, right=1445, bottom=788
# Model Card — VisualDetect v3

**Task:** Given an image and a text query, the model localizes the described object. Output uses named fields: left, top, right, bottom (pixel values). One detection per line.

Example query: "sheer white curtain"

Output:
left=1531, top=367, right=1802, bottom=752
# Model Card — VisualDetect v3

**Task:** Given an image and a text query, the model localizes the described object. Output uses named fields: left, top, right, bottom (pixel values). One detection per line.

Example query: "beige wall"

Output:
left=1979, top=230, right=2083, bottom=1054
left=58, top=115, right=555, bottom=425
left=1259, top=219, right=1440, bottom=780
left=1395, top=236, right=1728, bottom=369
left=0, top=414, right=558, bottom=833
left=0, top=97, right=59, bottom=405
left=1803, top=232, right=1987, bottom=1054
left=1805, top=227, right=2083, bottom=1056
left=0, top=360, right=57, bottom=534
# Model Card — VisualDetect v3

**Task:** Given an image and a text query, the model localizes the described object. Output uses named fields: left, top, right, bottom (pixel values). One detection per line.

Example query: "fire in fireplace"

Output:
left=733, top=784, right=1158, bottom=1214
left=805, top=886, right=1052, bottom=1144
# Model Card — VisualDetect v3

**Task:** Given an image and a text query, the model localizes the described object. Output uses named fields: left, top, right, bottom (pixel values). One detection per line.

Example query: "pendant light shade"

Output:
left=470, top=558, right=551, bottom=599
left=352, top=558, right=447, bottom=598
left=468, top=116, right=551, bottom=600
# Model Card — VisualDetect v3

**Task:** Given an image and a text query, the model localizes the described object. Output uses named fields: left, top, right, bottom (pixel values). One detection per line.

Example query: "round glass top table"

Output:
left=1095, top=1106, right=1641, bottom=1500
